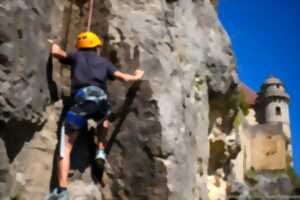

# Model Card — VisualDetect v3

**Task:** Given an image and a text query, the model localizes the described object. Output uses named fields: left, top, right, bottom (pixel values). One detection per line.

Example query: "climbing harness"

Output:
left=59, top=86, right=111, bottom=159
left=74, top=86, right=108, bottom=103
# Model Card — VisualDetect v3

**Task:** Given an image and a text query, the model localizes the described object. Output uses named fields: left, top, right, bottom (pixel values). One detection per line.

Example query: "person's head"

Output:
left=76, top=32, right=103, bottom=55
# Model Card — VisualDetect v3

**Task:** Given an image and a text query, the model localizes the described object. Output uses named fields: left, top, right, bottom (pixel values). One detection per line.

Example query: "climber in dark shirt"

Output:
left=60, top=49, right=118, bottom=93
left=47, top=32, right=144, bottom=200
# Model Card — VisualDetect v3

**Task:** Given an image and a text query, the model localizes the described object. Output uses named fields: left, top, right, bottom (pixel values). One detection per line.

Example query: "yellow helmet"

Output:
left=76, top=32, right=103, bottom=49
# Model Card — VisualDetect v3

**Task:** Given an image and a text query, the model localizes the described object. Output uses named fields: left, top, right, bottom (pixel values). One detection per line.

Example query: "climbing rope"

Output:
left=87, top=0, right=94, bottom=31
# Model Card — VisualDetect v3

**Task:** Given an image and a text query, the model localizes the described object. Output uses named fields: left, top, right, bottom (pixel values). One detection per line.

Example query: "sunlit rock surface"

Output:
left=1, top=0, right=293, bottom=200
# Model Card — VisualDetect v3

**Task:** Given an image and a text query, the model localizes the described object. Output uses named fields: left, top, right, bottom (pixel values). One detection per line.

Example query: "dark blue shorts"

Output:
left=64, top=86, right=111, bottom=133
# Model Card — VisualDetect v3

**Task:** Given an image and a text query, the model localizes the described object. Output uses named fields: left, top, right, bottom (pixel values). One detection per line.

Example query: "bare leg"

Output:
left=57, top=131, right=79, bottom=188
left=96, top=119, right=109, bottom=150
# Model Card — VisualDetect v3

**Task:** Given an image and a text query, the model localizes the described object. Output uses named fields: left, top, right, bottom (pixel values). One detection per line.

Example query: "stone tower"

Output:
left=261, top=76, right=291, bottom=137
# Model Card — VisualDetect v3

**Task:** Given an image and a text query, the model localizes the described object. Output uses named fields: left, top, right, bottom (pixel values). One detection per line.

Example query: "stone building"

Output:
left=238, top=76, right=291, bottom=172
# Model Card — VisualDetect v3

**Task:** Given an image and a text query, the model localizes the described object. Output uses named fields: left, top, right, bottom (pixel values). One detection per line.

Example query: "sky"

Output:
left=218, top=0, right=300, bottom=175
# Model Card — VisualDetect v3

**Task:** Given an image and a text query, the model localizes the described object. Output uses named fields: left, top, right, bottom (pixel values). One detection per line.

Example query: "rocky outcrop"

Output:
left=0, top=0, right=63, bottom=123
left=102, top=1, right=236, bottom=199
left=0, top=138, right=10, bottom=199
left=0, top=1, right=64, bottom=199
left=0, top=0, right=239, bottom=199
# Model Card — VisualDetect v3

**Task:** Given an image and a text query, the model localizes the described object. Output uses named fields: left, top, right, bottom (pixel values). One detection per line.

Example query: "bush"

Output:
left=286, top=155, right=300, bottom=187
left=210, top=0, right=219, bottom=9
left=233, top=112, right=241, bottom=129
left=239, top=92, right=250, bottom=116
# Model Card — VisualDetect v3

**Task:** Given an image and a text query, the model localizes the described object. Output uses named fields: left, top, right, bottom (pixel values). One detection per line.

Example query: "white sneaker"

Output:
left=95, top=149, right=106, bottom=169
left=95, top=149, right=106, bottom=161
left=44, top=188, right=69, bottom=200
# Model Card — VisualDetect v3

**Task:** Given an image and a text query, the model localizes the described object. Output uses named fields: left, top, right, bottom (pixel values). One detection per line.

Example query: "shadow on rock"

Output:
left=0, top=120, right=44, bottom=163
left=105, top=80, right=141, bottom=155
left=46, top=54, right=60, bottom=103
left=93, top=81, right=142, bottom=182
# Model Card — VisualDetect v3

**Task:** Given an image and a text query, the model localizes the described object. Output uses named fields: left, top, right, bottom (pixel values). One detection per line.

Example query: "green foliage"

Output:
left=192, top=186, right=197, bottom=195
left=239, top=92, right=250, bottom=116
left=286, top=155, right=300, bottom=187
left=11, top=194, right=22, bottom=200
left=103, top=32, right=115, bottom=41
left=194, top=80, right=203, bottom=93
left=210, top=0, right=219, bottom=9
left=245, top=167, right=258, bottom=186
left=233, top=112, right=241, bottom=129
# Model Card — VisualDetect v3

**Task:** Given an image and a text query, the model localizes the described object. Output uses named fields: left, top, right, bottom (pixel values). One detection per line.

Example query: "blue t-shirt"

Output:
left=60, top=50, right=117, bottom=93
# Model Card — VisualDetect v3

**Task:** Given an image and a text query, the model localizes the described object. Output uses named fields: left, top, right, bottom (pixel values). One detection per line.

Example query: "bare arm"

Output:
left=113, top=69, right=144, bottom=82
left=51, top=43, right=67, bottom=60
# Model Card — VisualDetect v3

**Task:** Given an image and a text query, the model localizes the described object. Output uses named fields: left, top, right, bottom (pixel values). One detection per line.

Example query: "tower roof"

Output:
left=265, top=90, right=290, bottom=100
left=261, top=76, right=290, bottom=101
left=263, top=76, right=283, bottom=85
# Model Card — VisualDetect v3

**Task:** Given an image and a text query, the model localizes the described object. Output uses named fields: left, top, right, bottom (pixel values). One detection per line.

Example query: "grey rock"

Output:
left=241, top=172, right=294, bottom=199
left=99, top=0, right=237, bottom=199
left=0, top=0, right=64, bottom=123
left=69, top=181, right=102, bottom=200
left=0, top=0, right=64, bottom=198
left=0, top=138, right=10, bottom=200
left=0, top=0, right=245, bottom=200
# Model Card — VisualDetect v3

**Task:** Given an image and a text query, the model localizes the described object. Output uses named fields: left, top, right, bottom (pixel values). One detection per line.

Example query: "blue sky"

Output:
left=218, top=0, right=300, bottom=175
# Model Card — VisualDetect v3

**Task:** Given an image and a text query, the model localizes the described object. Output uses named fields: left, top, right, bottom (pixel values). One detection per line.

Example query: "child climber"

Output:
left=46, top=32, right=144, bottom=200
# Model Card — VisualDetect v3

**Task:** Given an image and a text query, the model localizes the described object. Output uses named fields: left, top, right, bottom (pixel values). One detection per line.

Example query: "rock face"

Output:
left=0, top=1, right=63, bottom=199
left=243, top=171, right=294, bottom=199
left=100, top=0, right=236, bottom=199
left=0, top=138, right=10, bottom=199
left=0, top=0, right=63, bottom=123
left=1, top=0, right=239, bottom=199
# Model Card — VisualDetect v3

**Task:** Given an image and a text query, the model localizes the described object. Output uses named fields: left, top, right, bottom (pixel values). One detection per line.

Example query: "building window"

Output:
left=276, top=106, right=281, bottom=116
left=276, top=84, right=280, bottom=89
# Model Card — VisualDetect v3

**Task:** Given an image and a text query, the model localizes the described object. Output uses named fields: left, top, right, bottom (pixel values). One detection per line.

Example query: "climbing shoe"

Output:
left=95, top=149, right=106, bottom=169
left=44, top=187, right=69, bottom=200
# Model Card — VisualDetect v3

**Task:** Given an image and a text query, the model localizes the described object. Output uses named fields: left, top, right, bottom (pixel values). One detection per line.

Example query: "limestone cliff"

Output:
left=0, top=0, right=244, bottom=200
